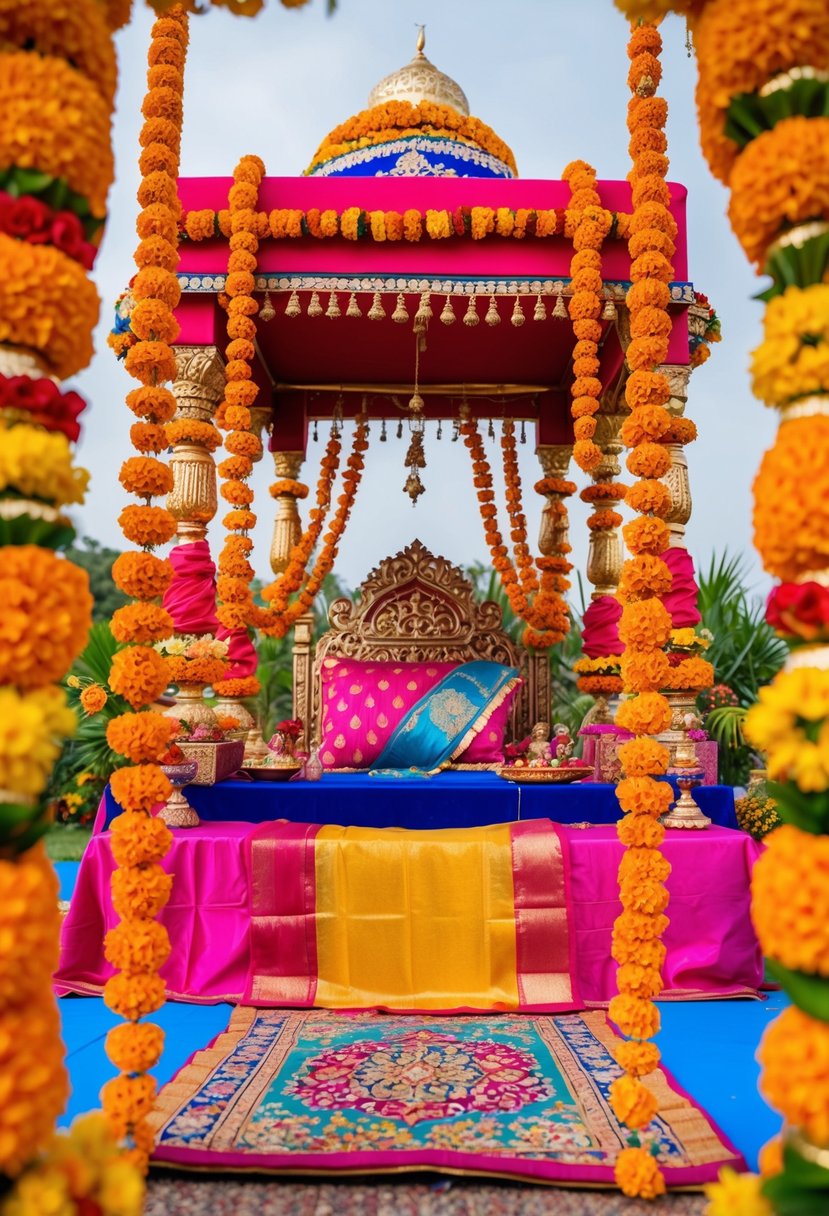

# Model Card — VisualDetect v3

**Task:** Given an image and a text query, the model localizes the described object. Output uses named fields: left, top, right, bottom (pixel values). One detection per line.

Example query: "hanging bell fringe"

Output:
left=307, top=290, right=323, bottom=318
left=485, top=295, right=500, bottom=326
left=511, top=296, right=525, bottom=327
left=326, top=291, right=341, bottom=319
left=346, top=291, right=362, bottom=318
left=368, top=291, right=386, bottom=321
left=414, top=290, right=433, bottom=329
left=533, top=292, right=547, bottom=322
left=602, top=296, right=617, bottom=322
left=440, top=295, right=456, bottom=325
left=259, top=291, right=276, bottom=323
left=285, top=290, right=301, bottom=318
left=463, top=295, right=480, bottom=327
left=552, top=291, right=568, bottom=320
left=392, top=293, right=410, bottom=324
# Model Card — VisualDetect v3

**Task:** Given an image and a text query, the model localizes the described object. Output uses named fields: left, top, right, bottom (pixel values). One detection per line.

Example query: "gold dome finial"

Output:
left=367, top=31, right=470, bottom=115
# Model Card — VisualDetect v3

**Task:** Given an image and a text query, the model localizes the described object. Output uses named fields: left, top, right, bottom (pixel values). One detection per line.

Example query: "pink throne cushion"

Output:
left=318, top=658, right=519, bottom=769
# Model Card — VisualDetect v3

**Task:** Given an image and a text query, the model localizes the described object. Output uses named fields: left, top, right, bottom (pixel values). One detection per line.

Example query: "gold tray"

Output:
left=240, top=763, right=302, bottom=783
left=497, top=765, right=594, bottom=785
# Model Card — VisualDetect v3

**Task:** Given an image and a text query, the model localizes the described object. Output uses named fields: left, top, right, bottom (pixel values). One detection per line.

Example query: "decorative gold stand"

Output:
left=162, top=683, right=219, bottom=734
left=661, top=709, right=711, bottom=830
left=158, top=787, right=200, bottom=829
left=244, top=725, right=271, bottom=765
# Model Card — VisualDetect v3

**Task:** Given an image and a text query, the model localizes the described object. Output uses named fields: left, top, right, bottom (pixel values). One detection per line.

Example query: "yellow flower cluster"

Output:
left=0, top=421, right=89, bottom=507
left=734, top=790, right=780, bottom=840
left=746, top=667, right=829, bottom=792
left=751, top=284, right=829, bottom=407
left=1, top=1112, right=144, bottom=1216
left=704, top=1167, right=774, bottom=1216
left=0, top=686, right=76, bottom=799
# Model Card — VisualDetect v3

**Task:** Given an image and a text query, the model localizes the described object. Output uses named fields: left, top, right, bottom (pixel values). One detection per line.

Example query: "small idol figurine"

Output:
left=553, top=723, right=574, bottom=764
left=527, top=722, right=553, bottom=766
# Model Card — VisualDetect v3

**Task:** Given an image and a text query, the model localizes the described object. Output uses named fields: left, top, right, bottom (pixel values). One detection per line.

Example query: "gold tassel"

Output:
left=440, top=294, right=456, bottom=325
left=307, top=290, right=323, bottom=318
left=602, top=295, right=617, bottom=321
left=326, top=291, right=341, bottom=319
left=392, top=293, right=410, bottom=324
left=414, top=290, right=433, bottom=330
left=511, top=296, right=525, bottom=327
left=346, top=291, right=362, bottom=318
left=552, top=290, right=568, bottom=320
left=368, top=290, right=386, bottom=321
left=485, top=295, right=500, bottom=326
left=260, top=290, right=275, bottom=322
left=463, top=294, right=480, bottom=327
left=285, top=290, right=301, bottom=319
left=533, top=292, right=547, bottom=322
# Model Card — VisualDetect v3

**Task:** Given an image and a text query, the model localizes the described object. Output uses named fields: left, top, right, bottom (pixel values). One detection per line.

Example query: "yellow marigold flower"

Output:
left=0, top=422, right=89, bottom=507
left=752, top=824, right=829, bottom=975
left=0, top=686, right=76, bottom=798
left=0, top=1165, right=74, bottom=1216
left=704, top=1167, right=773, bottom=1216
left=746, top=668, right=829, bottom=792
left=759, top=1006, right=829, bottom=1145
left=752, top=285, right=829, bottom=407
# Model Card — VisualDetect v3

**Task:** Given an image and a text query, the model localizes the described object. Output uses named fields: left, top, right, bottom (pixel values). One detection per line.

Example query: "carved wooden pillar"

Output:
left=167, top=345, right=224, bottom=542
left=536, top=444, right=574, bottom=556
left=586, top=411, right=626, bottom=597
left=270, top=451, right=305, bottom=574
left=659, top=363, right=693, bottom=547
left=291, top=610, right=315, bottom=746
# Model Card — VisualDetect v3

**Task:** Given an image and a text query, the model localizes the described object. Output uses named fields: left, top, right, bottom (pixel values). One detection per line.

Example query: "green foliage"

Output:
left=44, top=826, right=93, bottom=862
left=764, top=1137, right=829, bottom=1216
left=65, top=537, right=128, bottom=624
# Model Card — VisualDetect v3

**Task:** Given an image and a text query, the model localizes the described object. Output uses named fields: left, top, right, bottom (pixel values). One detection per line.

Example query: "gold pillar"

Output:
left=270, top=451, right=305, bottom=574
left=167, top=345, right=225, bottom=542
left=536, top=444, right=573, bottom=557
left=586, top=411, right=626, bottom=597
left=658, top=363, right=694, bottom=548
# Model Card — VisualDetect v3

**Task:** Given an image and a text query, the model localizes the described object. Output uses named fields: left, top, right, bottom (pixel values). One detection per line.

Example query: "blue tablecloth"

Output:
left=101, top=771, right=737, bottom=832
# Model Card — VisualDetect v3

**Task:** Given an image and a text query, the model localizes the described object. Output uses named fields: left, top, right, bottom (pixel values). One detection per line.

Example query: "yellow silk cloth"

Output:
left=314, top=824, right=519, bottom=1010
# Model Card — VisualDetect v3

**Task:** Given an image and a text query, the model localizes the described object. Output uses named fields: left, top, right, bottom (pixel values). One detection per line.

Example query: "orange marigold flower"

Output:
left=614, top=1039, right=661, bottom=1078
left=212, top=676, right=260, bottom=698
left=110, top=810, right=172, bottom=867
left=609, top=1075, right=659, bottom=1130
left=105, top=919, right=171, bottom=974
left=753, top=415, right=829, bottom=582
left=124, top=339, right=177, bottom=386
left=126, top=385, right=177, bottom=423
left=618, top=554, right=672, bottom=603
left=617, top=775, right=673, bottom=817
left=0, top=546, right=92, bottom=688
left=100, top=1073, right=157, bottom=1125
left=119, top=504, right=177, bottom=547
left=613, top=909, right=669, bottom=947
left=620, top=877, right=670, bottom=915
left=752, top=824, right=829, bottom=976
left=620, top=649, right=671, bottom=693
left=625, top=478, right=672, bottom=517
left=619, top=846, right=672, bottom=885
left=619, top=599, right=672, bottom=650
left=623, top=516, right=671, bottom=556
left=609, top=993, right=661, bottom=1040
left=110, top=861, right=173, bottom=921
left=107, top=712, right=178, bottom=764
left=621, top=405, right=671, bottom=446
left=109, top=645, right=170, bottom=709
left=758, top=1006, right=829, bottom=1146
left=112, top=552, right=173, bottom=601
left=613, top=934, right=667, bottom=972
left=119, top=455, right=174, bottom=499
left=130, top=421, right=168, bottom=453
left=626, top=441, right=671, bottom=480
left=616, top=691, right=672, bottom=736
left=110, top=763, right=172, bottom=814
left=106, top=1022, right=165, bottom=1074
left=615, top=1146, right=666, bottom=1201
left=110, top=603, right=173, bottom=645
left=618, top=736, right=670, bottom=777
left=165, top=419, right=221, bottom=451
left=617, top=813, right=666, bottom=849
left=80, top=684, right=107, bottom=715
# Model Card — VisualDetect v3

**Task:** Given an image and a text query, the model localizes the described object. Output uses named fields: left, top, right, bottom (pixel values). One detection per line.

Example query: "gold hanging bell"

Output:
left=392, top=293, right=410, bottom=324
left=414, top=290, right=433, bottom=331
left=326, top=291, right=341, bottom=319
left=440, top=294, right=456, bottom=325
left=368, top=291, right=386, bottom=321
left=485, top=295, right=500, bottom=326
left=307, top=290, right=323, bottom=318
left=259, top=290, right=276, bottom=322
left=533, top=292, right=547, bottom=322
left=346, top=291, right=362, bottom=318
left=463, top=294, right=480, bottom=327
left=602, top=296, right=617, bottom=321
left=552, top=291, right=568, bottom=320
left=511, top=296, right=525, bottom=327
left=285, top=290, right=301, bottom=319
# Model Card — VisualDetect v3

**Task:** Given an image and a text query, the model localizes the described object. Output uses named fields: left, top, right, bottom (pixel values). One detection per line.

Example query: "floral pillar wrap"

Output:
left=610, top=2, right=829, bottom=1213
left=102, top=6, right=191, bottom=1176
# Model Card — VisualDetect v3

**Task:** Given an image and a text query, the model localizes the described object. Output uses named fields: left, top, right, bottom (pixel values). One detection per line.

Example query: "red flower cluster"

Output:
left=0, top=373, right=87, bottom=441
left=275, top=718, right=303, bottom=739
left=766, top=582, right=829, bottom=641
left=0, top=192, right=97, bottom=270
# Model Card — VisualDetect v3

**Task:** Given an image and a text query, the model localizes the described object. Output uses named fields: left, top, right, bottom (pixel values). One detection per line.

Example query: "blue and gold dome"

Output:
left=305, top=30, right=516, bottom=179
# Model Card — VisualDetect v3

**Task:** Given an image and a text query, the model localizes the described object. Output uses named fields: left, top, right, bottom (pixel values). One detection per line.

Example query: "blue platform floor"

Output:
left=58, top=991, right=787, bottom=1172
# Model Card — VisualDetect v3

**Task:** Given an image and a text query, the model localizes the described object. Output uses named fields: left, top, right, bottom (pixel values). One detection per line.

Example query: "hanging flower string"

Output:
left=102, top=6, right=190, bottom=1175
left=256, top=418, right=369, bottom=638
left=462, top=417, right=572, bottom=647
left=607, top=22, right=677, bottom=1204
left=214, top=152, right=266, bottom=638
left=563, top=159, right=613, bottom=474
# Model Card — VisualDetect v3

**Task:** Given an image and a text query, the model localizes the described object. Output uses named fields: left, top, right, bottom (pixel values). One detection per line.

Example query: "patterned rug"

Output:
left=150, top=1008, right=742, bottom=1189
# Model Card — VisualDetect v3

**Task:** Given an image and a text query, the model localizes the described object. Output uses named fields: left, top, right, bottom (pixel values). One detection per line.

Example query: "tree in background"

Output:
left=64, top=537, right=127, bottom=623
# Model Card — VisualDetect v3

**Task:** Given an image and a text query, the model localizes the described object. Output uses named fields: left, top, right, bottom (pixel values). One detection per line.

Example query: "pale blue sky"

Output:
left=74, top=0, right=775, bottom=597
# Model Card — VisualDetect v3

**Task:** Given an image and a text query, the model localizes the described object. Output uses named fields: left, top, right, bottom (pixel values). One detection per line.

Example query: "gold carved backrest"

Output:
left=293, top=541, right=551, bottom=746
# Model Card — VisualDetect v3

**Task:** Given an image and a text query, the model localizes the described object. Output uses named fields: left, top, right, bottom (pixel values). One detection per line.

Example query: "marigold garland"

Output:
left=102, top=4, right=189, bottom=1173
left=462, top=417, right=572, bottom=647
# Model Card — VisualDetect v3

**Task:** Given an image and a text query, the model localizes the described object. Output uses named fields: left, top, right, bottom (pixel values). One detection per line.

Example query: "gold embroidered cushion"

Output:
left=318, top=658, right=518, bottom=769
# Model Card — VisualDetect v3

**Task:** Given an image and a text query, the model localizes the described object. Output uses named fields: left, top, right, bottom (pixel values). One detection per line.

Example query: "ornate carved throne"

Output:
left=292, top=540, right=551, bottom=747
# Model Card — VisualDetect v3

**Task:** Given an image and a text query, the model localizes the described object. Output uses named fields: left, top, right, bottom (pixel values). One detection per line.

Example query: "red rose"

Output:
left=50, top=212, right=85, bottom=261
left=766, top=582, right=829, bottom=640
left=5, top=195, right=51, bottom=240
left=7, top=373, right=59, bottom=411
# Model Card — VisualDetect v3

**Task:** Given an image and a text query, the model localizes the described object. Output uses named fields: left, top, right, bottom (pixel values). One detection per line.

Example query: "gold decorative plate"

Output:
left=497, top=765, right=594, bottom=785
left=240, top=764, right=302, bottom=783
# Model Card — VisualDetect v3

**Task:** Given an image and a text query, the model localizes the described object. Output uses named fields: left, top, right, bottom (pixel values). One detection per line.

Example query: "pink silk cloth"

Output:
left=162, top=538, right=257, bottom=678
left=661, top=547, right=702, bottom=628
left=581, top=595, right=623, bottom=658
left=243, top=818, right=579, bottom=1013
left=55, top=823, right=763, bottom=1007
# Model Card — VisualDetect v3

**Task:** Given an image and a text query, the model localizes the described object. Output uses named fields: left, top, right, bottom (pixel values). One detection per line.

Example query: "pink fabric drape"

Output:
left=216, top=624, right=259, bottom=679
left=581, top=595, right=622, bottom=658
left=661, top=546, right=702, bottom=628
left=163, top=540, right=219, bottom=635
